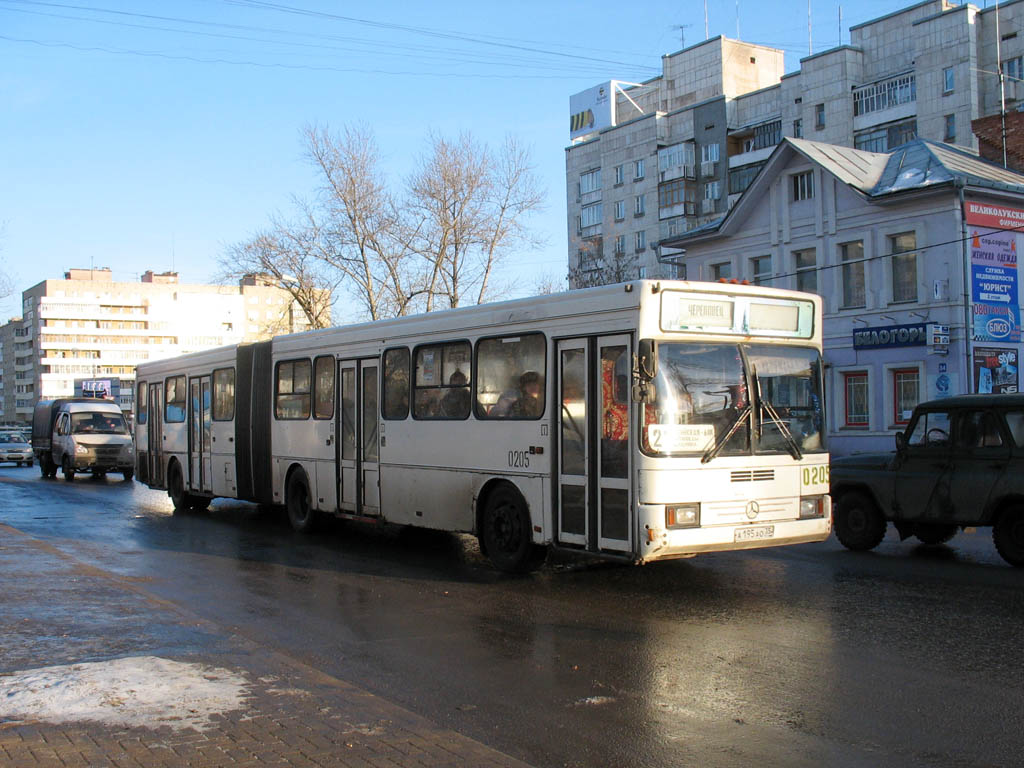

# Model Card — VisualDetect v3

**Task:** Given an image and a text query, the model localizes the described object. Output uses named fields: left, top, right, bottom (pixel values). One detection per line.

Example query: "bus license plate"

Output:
left=735, top=525, right=774, bottom=542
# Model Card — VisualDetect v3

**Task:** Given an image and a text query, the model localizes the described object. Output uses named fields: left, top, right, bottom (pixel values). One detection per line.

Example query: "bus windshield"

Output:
left=71, top=412, right=129, bottom=435
left=641, top=343, right=824, bottom=458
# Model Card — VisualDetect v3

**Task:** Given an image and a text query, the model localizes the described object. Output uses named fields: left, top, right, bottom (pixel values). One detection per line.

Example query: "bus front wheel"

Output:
left=482, top=483, right=545, bottom=574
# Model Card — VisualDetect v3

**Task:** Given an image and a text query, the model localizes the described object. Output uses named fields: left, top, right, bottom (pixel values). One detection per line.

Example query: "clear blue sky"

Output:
left=1, top=0, right=927, bottom=322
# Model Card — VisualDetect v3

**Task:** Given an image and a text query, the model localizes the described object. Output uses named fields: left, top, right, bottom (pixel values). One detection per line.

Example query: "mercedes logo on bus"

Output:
left=746, top=500, right=760, bottom=520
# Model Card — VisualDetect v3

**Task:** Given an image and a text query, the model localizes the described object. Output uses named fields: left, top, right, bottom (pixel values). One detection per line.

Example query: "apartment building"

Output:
left=0, top=268, right=323, bottom=424
left=566, top=0, right=1024, bottom=283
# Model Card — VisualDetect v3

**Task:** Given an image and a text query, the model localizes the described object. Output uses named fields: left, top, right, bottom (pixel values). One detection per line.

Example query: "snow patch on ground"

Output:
left=0, top=656, right=250, bottom=731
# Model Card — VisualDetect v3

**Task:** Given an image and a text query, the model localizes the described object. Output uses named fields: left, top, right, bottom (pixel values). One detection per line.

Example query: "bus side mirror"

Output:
left=632, top=383, right=657, bottom=404
left=638, top=339, right=657, bottom=380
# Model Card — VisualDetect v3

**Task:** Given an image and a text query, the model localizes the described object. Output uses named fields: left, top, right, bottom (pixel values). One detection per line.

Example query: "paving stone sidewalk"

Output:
left=0, top=524, right=532, bottom=768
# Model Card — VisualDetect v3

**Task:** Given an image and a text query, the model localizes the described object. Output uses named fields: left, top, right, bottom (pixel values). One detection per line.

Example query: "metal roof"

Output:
left=787, top=137, right=889, bottom=192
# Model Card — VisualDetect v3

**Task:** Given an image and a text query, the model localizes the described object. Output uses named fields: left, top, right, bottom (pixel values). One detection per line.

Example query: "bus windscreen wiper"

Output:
left=701, top=405, right=751, bottom=464
left=757, top=364, right=802, bottom=460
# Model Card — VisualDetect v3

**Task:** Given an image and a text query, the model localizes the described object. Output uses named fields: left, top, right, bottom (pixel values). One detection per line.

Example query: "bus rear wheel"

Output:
left=168, top=462, right=190, bottom=510
left=482, top=483, right=544, bottom=574
left=286, top=471, right=317, bottom=533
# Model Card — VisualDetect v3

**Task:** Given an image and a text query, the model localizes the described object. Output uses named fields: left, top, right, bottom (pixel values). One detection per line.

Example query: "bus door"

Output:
left=188, top=375, right=212, bottom=494
left=337, top=359, right=380, bottom=517
left=556, top=335, right=633, bottom=554
left=148, top=383, right=164, bottom=487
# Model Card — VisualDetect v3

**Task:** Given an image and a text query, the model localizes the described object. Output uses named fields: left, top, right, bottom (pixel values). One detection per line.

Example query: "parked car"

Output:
left=0, top=432, right=34, bottom=466
left=831, top=394, right=1024, bottom=567
left=31, top=398, right=135, bottom=481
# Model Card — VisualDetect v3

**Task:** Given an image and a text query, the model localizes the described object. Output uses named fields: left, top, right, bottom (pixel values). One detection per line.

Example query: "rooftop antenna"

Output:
left=672, top=23, right=692, bottom=48
left=171, top=232, right=176, bottom=274
left=808, top=0, right=813, bottom=56
left=704, top=0, right=709, bottom=39
left=839, top=5, right=843, bottom=46
left=997, top=0, right=1008, bottom=167
left=736, top=0, right=740, bottom=38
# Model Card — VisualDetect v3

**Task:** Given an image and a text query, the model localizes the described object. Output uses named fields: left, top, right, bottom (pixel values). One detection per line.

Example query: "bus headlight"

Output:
left=666, top=503, right=700, bottom=529
left=800, top=496, right=825, bottom=518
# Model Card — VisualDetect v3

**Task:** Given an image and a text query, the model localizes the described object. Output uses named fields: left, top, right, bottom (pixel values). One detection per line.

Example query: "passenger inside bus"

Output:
left=440, top=371, right=471, bottom=418
left=491, top=371, right=544, bottom=418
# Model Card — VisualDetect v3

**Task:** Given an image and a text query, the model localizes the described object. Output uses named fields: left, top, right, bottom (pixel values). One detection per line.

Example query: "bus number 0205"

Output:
left=508, top=450, right=530, bottom=469
left=802, top=465, right=829, bottom=486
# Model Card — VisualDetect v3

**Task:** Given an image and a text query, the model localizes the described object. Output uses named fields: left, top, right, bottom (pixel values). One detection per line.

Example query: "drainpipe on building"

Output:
left=956, top=179, right=973, bottom=394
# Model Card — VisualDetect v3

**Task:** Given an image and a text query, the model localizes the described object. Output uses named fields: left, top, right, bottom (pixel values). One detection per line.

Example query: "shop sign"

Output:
left=852, top=323, right=927, bottom=349
left=973, top=347, right=1019, bottom=394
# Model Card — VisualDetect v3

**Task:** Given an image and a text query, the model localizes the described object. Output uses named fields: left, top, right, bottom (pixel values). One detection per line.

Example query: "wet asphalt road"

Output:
left=1, top=466, right=1022, bottom=768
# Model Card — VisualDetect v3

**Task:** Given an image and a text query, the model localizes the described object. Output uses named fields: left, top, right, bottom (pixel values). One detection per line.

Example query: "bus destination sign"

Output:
left=660, top=291, right=814, bottom=338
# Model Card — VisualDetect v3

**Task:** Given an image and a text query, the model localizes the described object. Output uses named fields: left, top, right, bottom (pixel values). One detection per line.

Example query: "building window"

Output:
left=793, top=118, right=803, bottom=138
left=701, top=143, right=720, bottom=163
left=752, top=120, right=782, bottom=150
left=750, top=255, right=772, bottom=285
left=413, top=341, right=472, bottom=420
left=580, top=203, right=602, bottom=229
left=728, top=163, right=764, bottom=195
left=943, top=67, right=954, bottom=94
left=814, top=103, right=825, bottom=130
left=634, top=158, right=645, bottom=180
left=658, top=179, right=688, bottom=208
left=634, top=194, right=645, bottom=216
left=1003, top=56, right=1023, bottom=83
left=853, top=74, right=916, bottom=116
left=704, top=180, right=720, bottom=200
left=792, top=171, right=814, bottom=201
left=711, top=262, right=732, bottom=281
left=794, top=249, right=816, bottom=293
left=614, top=234, right=626, bottom=254
left=844, top=372, right=869, bottom=426
left=579, top=169, right=601, bottom=195
left=638, top=266, right=647, bottom=278
left=893, top=368, right=920, bottom=425
left=614, top=200, right=625, bottom=220
left=854, top=120, right=917, bottom=152
left=658, top=142, right=695, bottom=172
left=944, top=114, right=956, bottom=143
left=840, top=241, right=866, bottom=308
left=614, top=164, right=624, bottom=185
left=890, top=232, right=917, bottom=303
left=635, top=230, right=646, bottom=252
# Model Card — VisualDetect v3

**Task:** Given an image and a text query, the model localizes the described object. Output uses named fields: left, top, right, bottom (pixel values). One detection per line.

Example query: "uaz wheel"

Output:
left=993, top=505, right=1024, bottom=567
left=834, top=490, right=886, bottom=551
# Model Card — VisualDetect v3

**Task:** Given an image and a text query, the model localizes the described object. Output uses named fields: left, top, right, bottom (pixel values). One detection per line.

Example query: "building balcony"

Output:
left=727, top=146, right=775, bottom=169
left=659, top=201, right=696, bottom=220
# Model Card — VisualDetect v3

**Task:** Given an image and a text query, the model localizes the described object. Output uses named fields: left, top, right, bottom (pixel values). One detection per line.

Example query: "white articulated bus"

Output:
left=133, top=281, right=831, bottom=572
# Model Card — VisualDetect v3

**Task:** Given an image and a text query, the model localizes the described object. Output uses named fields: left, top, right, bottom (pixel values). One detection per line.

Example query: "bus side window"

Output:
left=165, top=375, right=186, bottom=423
left=413, top=342, right=471, bottom=420
left=475, top=333, right=547, bottom=420
left=136, top=381, right=148, bottom=425
left=212, top=368, right=235, bottom=421
left=313, top=356, right=334, bottom=420
left=275, top=359, right=312, bottom=420
left=382, top=348, right=410, bottom=420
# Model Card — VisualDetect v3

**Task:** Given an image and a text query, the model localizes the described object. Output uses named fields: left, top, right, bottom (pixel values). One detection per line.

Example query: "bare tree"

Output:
left=221, top=214, right=336, bottom=330
left=303, top=123, right=425, bottom=320
left=409, top=132, right=544, bottom=310
left=567, top=240, right=638, bottom=289
left=225, top=124, right=543, bottom=322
